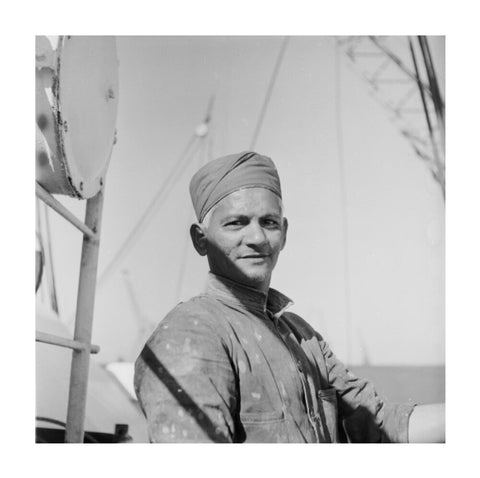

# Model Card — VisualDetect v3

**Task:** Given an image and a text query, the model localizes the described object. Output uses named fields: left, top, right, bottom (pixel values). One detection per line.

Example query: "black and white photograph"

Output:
left=34, top=34, right=446, bottom=445
left=1, top=0, right=478, bottom=473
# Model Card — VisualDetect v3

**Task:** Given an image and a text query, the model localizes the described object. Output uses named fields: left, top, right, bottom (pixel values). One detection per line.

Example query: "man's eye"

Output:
left=263, top=219, right=279, bottom=227
left=225, top=220, right=243, bottom=227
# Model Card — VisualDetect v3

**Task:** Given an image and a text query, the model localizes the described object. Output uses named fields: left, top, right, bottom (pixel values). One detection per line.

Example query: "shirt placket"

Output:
left=267, top=311, right=321, bottom=443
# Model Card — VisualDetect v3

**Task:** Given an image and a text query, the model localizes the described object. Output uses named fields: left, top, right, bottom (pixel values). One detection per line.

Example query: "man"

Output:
left=134, top=151, right=444, bottom=443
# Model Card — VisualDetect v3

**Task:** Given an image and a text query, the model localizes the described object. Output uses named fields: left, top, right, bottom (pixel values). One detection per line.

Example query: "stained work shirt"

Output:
left=134, top=273, right=415, bottom=443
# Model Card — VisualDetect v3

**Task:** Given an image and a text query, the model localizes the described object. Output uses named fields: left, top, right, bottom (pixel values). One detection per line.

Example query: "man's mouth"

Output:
left=241, top=254, right=269, bottom=259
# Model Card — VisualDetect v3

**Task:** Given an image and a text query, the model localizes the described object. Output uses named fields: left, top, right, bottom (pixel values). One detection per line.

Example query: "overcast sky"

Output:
left=37, top=36, right=445, bottom=366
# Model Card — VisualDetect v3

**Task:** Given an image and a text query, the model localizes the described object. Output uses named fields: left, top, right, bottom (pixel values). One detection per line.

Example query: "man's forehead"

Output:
left=214, top=188, right=283, bottom=217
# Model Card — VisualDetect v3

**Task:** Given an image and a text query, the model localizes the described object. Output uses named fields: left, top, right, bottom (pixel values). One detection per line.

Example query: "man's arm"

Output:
left=408, top=403, right=445, bottom=443
left=317, top=337, right=414, bottom=442
left=134, top=303, right=237, bottom=442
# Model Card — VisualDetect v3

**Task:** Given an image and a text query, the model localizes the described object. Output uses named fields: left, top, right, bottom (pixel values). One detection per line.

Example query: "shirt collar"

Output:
left=205, top=272, right=293, bottom=318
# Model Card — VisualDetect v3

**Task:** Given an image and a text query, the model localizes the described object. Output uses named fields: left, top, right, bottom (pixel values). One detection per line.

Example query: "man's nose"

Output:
left=244, top=221, right=267, bottom=246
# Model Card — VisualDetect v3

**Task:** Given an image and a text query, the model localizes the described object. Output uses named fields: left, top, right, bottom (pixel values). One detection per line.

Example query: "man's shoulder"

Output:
left=136, top=294, right=228, bottom=367
left=134, top=294, right=231, bottom=392
left=149, top=294, right=227, bottom=339
left=164, top=294, right=225, bottom=321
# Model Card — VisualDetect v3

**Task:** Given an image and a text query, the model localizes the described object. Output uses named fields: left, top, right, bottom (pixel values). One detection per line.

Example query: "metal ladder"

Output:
left=36, top=182, right=104, bottom=443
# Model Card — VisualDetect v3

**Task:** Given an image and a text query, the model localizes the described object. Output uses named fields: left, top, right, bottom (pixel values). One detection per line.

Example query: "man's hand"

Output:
left=408, top=403, right=445, bottom=443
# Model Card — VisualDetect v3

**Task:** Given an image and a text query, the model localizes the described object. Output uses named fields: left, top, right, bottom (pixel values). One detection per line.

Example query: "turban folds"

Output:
left=189, top=151, right=282, bottom=222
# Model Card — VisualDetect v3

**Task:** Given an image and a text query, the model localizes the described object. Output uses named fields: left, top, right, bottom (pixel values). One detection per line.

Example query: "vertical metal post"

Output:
left=417, top=36, right=445, bottom=152
left=408, top=38, right=445, bottom=199
left=65, top=188, right=104, bottom=443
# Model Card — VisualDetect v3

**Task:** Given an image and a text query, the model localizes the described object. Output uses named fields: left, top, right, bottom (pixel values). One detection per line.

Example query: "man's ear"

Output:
left=280, top=217, right=288, bottom=250
left=190, top=223, right=208, bottom=256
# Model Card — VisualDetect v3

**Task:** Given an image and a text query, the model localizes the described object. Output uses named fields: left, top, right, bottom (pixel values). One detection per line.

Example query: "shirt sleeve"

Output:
left=320, top=339, right=416, bottom=443
left=134, top=301, right=238, bottom=442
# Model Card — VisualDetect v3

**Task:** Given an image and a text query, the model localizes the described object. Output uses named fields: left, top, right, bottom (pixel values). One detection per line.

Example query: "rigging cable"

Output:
left=173, top=96, right=216, bottom=301
left=42, top=201, right=59, bottom=314
left=98, top=96, right=217, bottom=290
left=334, top=39, right=353, bottom=365
left=250, top=36, right=290, bottom=150
left=173, top=138, right=208, bottom=302
left=97, top=134, right=202, bottom=289
left=174, top=132, right=213, bottom=300
left=120, top=269, right=154, bottom=358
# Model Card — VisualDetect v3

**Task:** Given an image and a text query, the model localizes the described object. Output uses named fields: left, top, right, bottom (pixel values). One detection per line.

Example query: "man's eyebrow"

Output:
left=222, top=214, right=248, bottom=221
left=221, top=212, right=282, bottom=222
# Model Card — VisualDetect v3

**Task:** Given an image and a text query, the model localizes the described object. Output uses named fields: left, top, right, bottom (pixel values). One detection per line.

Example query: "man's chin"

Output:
left=236, top=268, right=270, bottom=289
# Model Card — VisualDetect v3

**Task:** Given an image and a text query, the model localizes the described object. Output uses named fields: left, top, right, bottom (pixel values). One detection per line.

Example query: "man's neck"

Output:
left=205, top=272, right=293, bottom=318
left=209, top=271, right=270, bottom=295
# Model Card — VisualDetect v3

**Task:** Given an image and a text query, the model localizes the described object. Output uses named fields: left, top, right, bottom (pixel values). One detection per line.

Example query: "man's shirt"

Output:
left=134, top=273, right=415, bottom=442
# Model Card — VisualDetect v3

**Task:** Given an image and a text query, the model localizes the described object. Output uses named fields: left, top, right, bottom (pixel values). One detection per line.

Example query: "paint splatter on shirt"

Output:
left=135, top=273, right=415, bottom=443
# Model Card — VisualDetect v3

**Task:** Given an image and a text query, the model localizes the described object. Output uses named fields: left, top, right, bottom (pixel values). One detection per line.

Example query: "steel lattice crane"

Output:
left=337, top=36, right=445, bottom=199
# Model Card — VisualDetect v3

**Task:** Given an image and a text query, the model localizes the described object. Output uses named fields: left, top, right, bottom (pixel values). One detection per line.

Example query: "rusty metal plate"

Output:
left=36, top=36, right=119, bottom=199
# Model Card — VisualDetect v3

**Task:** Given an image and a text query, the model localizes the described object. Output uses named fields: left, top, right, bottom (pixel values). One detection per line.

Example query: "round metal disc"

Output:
left=55, top=36, right=119, bottom=198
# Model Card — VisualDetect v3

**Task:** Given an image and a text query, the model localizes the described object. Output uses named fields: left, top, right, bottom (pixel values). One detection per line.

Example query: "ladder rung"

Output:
left=36, top=331, right=100, bottom=354
left=35, top=183, right=98, bottom=241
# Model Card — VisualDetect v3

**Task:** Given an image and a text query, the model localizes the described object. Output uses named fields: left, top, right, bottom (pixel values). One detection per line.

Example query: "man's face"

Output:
left=202, top=187, right=287, bottom=292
